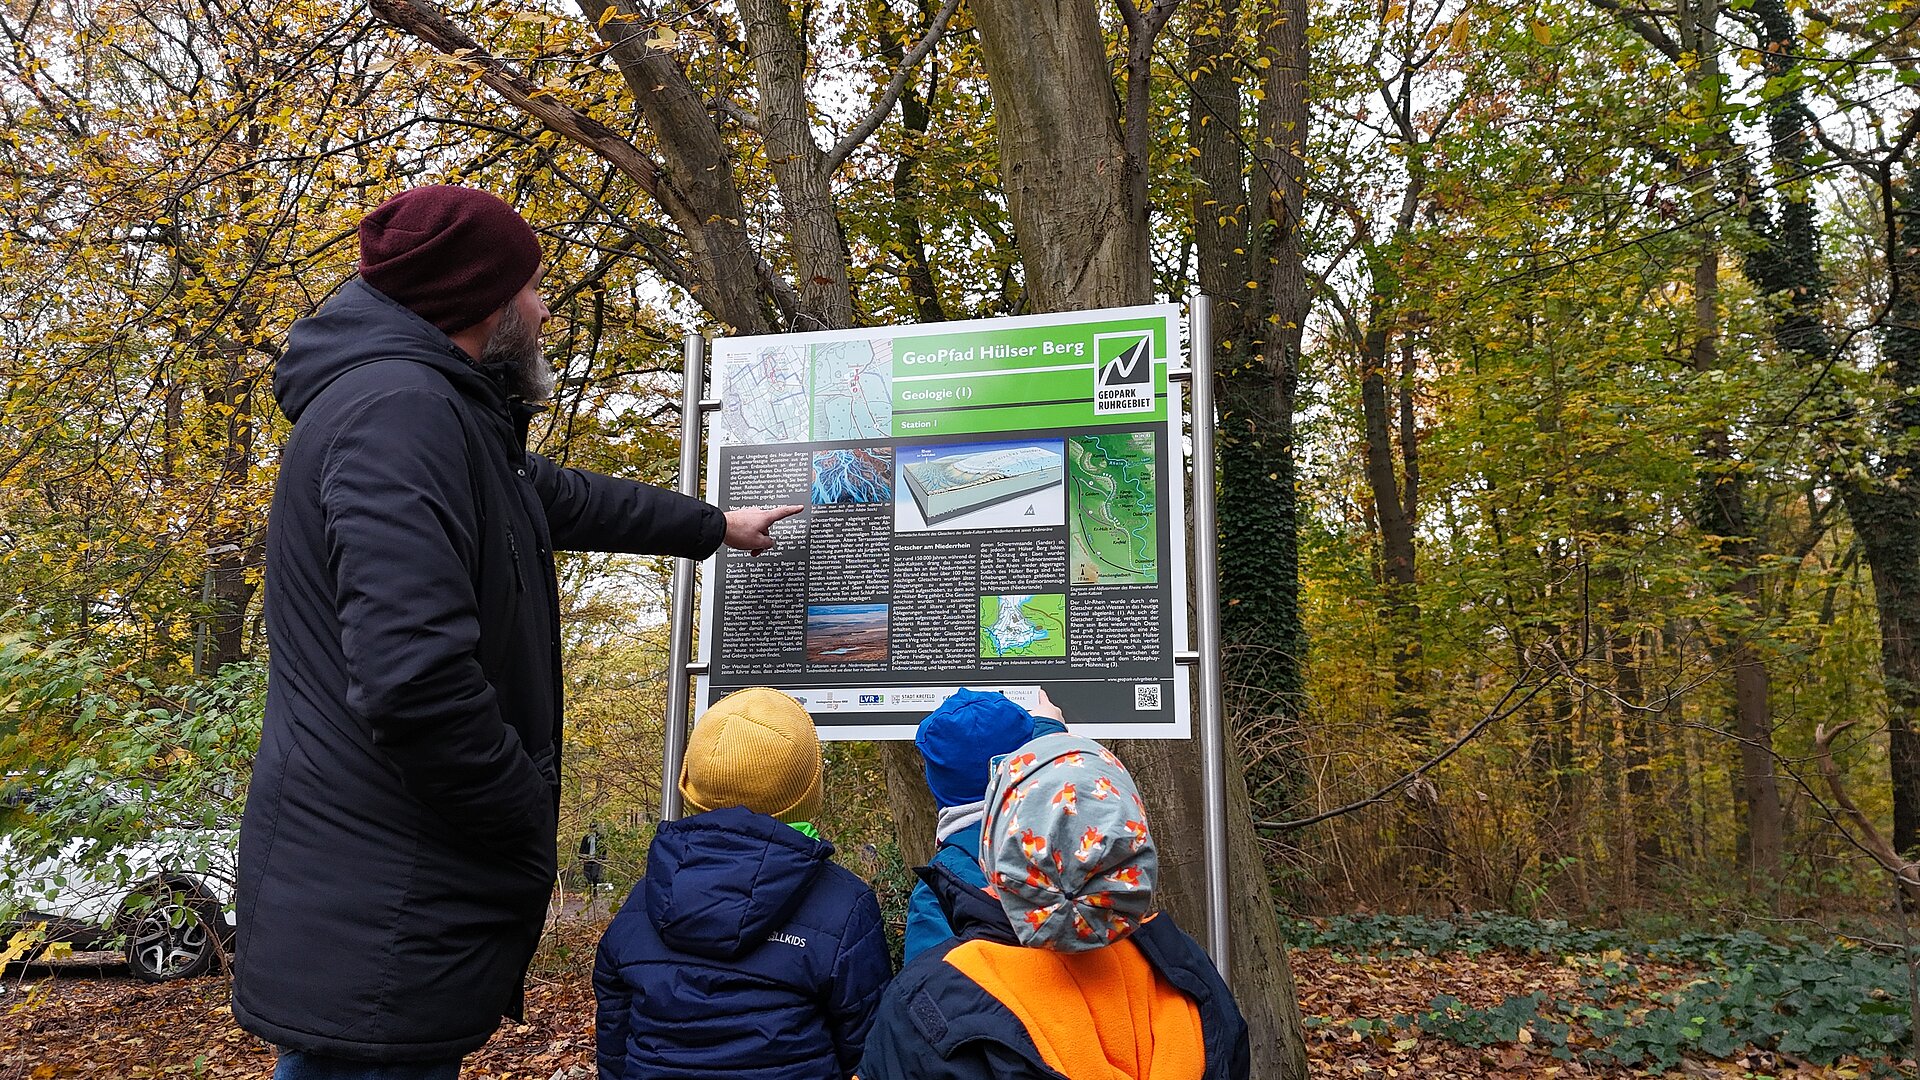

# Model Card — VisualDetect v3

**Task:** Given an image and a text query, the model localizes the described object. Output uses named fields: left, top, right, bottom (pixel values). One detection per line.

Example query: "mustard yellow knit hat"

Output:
left=679, top=688, right=824, bottom=823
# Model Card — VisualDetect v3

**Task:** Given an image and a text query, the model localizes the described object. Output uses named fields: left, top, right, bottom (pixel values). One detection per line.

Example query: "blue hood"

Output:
left=644, top=807, right=834, bottom=961
left=273, top=278, right=506, bottom=425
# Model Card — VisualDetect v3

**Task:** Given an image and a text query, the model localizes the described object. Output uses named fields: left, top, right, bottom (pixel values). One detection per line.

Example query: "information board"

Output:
left=696, top=305, right=1191, bottom=740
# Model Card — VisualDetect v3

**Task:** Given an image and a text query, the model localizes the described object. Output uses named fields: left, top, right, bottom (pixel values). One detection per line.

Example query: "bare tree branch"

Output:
left=711, top=96, right=763, bottom=135
left=823, top=0, right=961, bottom=172
left=1815, top=721, right=1920, bottom=902
left=1590, top=0, right=1682, bottom=60
left=367, top=0, right=671, bottom=205
left=1257, top=663, right=1559, bottom=831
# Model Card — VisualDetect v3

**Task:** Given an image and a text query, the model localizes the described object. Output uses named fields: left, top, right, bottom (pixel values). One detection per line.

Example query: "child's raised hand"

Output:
left=1031, top=688, right=1066, bottom=725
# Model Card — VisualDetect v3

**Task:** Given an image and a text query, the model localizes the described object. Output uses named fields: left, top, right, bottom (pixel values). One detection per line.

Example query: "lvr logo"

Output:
left=1093, top=331, right=1155, bottom=414
left=859, top=694, right=884, bottom=704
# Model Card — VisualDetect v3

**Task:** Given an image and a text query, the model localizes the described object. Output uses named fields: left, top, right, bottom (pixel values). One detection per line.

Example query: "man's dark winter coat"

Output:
left=234, top=279, right=724, bottom=1062
left=857, top=865, right=1251, bottom=1080
left=593, top=807, right=892, bottom=1080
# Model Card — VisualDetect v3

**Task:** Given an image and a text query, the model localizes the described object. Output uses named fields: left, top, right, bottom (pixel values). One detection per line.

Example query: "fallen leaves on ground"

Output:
left=0, top=964, right=596, bottom=1080
left=1291, top=946, right=1899, bottom=1078
left=0, top=941, right=1903, bottom=1078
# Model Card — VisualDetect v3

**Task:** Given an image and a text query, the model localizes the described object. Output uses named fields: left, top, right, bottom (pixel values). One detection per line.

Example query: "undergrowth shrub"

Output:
left=1295, top=913, right=1915, bottom=1073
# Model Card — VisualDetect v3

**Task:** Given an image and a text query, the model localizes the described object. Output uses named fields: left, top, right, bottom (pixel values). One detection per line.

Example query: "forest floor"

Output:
left=0, top=914, right=1904, bottom=1079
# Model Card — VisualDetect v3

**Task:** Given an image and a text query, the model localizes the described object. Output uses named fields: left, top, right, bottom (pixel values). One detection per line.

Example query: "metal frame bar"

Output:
left=660, top=333, right=707, bottom=823
left=1185, top=294, right=1231, bottom=971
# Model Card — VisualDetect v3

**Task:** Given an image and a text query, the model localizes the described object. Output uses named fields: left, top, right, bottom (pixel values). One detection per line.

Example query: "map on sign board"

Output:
left=697, top=304, right=1191, bottom=740
left=1068, top=432, right=1157, bottom=585
left=979, top=594, right=1067, bottom=659
left=722, top=344, right=809, bottom=446
left=811, top=339, right=893, bottom=440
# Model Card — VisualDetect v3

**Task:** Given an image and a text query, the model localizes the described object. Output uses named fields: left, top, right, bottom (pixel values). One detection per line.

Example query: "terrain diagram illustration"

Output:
left=721, top=345, right=810, bottom=445
left=1068, top=433, right=1157, bottom=584
left=900, top=441, right=1063, bottom=525
left=810, top=339, right=892, bottom=440
left=979, top=593, right=1066, bottom=659
left=811, top=447, right=894, bottom=505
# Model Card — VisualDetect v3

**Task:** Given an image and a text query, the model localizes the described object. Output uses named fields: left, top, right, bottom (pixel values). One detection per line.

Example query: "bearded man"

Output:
left=233, top=186, right=799, bottom=1079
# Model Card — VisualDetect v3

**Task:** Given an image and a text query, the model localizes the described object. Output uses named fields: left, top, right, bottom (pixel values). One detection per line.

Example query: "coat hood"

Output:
left=920, top=861, right=1019, bottom=946
left=644, top=806, right=834, bottom=960
left=274, top=278, right=507, bottom=425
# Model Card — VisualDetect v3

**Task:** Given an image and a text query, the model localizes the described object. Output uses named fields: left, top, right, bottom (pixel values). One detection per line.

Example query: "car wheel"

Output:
left=120, top=885, right=220, bottom=982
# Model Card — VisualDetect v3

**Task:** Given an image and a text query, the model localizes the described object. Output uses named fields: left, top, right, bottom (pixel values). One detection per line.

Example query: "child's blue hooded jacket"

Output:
left=903, top=713, right=1066, bottom=962
left=592, top=806, right=892, bottom=1080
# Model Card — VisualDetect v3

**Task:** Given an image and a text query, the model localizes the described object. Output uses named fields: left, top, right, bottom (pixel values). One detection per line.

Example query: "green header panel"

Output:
left=709, top=306, right=1176, bottom=447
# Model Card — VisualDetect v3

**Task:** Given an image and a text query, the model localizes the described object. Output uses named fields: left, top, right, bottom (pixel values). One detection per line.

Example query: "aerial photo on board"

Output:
left=1068, top=432, right=1158, bottom=584
left=806, top=603, right=890, bottom=663
left=811, top=447, right=894, bottom=505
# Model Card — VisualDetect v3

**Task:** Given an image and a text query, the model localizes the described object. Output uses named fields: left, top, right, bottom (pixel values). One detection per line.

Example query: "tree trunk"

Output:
left=1357, top=327, right=1422, bottom=691
left=973, top=1, right=1309, bottom=1076
left=574, top=0, right=780, bottom=333
left=1601, top=0, right=1790, bottom=888
left=200, top=139, right=269, bottom=670
left=1690, top=235, right=1784, bottom=880
left=878, top=0, right=948, bottom=325
left=1863, top=172, right=1920, bottom=858
left=1358, top=326, right=1440, bottom=884
left=737, top=0, right=854, bottom=328
left=1731, top=638, right=1783, bottom=873
left=1358, top=327, right=1416, bottom=595
left=1530, top=637, right=1577, bottom=864
left=1612, top=625, right=1663, bottom=895
left=883, top=740, right=939, bottom=866
left=1734, top=0, right=1919, bottom=858
left=1190, top=0, right=1309, bottom=820
left=970, top=0, right=1147, bottom=307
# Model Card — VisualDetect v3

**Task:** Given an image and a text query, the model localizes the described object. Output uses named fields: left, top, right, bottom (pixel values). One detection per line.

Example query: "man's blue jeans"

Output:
left=272, top=1050, right=462, bottom=1080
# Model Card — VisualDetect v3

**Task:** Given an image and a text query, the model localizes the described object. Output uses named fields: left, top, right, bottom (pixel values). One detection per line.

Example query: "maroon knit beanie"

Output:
left=357, top=186, right=543, bottom=335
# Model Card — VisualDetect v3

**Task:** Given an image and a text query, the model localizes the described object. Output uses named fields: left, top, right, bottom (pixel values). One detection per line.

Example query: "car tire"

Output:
left=119, top=883, right=221, bottom=982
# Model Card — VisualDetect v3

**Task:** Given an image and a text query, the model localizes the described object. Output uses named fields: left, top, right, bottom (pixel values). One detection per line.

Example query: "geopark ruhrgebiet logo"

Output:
left=1092, top=330, right=1155, bottom=415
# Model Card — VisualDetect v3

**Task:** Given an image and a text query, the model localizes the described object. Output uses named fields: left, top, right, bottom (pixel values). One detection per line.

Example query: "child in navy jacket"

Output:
left=593, top=688, right=892, bottom=1080
left=902, top=688, right=1067, bottom=962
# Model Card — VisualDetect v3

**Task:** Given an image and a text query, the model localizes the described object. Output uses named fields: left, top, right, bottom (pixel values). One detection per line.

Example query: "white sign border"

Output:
left=695, top=303, right=1193, bottom=741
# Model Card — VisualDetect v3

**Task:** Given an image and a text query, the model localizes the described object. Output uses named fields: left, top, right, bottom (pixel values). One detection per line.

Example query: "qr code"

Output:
left=1133, top=683, right=1161, bottom=711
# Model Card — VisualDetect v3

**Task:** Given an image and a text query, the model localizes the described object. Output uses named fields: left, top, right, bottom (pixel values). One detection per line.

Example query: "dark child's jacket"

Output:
left=594, top=807, right=893, bottom=1080
left=903, top=822, right=988, bottom=962
left=858, top=864, right=1250, bottom=1080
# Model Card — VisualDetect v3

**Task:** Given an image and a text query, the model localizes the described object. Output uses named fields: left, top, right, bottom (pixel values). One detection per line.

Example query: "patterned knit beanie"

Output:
left=680, top=688, right=824, bottom=824
left=981, top=733, right=1157, bottom=951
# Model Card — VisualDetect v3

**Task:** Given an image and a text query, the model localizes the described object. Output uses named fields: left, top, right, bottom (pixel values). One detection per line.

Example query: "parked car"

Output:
left=0, top=775, right=236, bottom=981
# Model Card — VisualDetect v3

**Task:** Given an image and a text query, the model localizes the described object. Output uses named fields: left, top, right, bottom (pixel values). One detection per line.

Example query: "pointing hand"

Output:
left=723, top=505, right=805, bottom=553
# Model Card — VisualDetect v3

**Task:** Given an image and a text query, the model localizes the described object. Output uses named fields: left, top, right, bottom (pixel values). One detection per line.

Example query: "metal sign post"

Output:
left=1182, top=294, right=1231, bottom=972
left=660, top=332, right=708, bottom=823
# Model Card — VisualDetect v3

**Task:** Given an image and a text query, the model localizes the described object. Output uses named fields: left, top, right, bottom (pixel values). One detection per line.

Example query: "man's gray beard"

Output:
left=481, top=303, right=555, bottom=403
